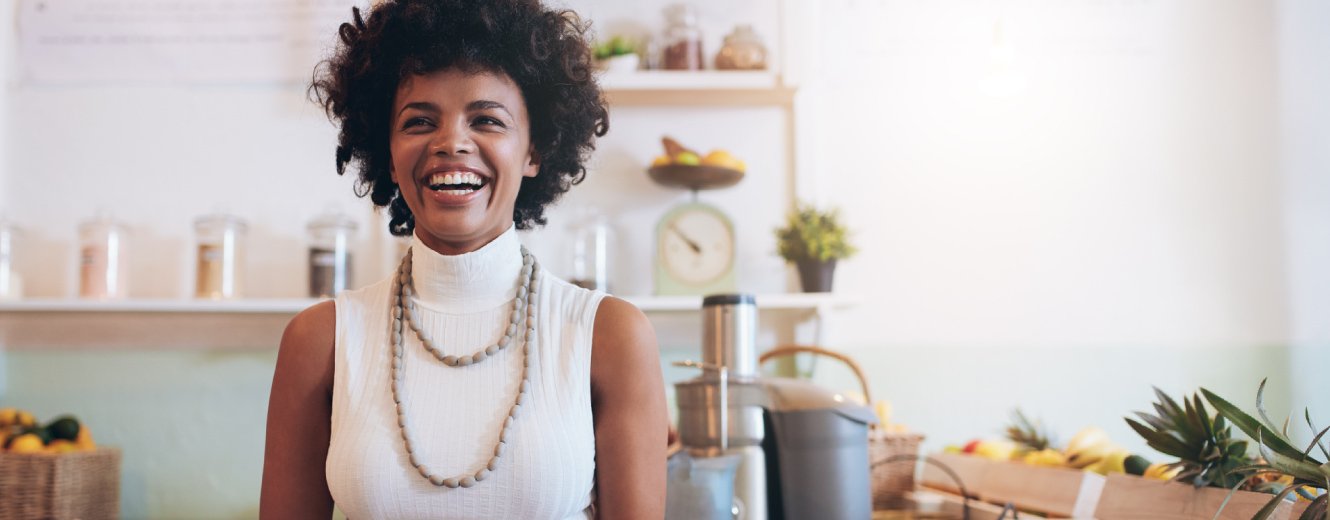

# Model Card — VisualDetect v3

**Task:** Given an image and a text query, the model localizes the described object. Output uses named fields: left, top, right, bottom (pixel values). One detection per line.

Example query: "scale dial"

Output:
left=656, top=202, right=736, bottom=294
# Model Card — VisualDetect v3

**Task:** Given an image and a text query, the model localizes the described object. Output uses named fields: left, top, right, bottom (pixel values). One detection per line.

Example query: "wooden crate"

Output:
left=919, top=451, right=1104, bottom=518
left=1095, top=473, right=1294, bottom=520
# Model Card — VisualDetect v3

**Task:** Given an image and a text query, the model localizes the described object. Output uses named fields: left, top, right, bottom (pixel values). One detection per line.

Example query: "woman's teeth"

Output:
left=427, top=171, right=484, bottom=193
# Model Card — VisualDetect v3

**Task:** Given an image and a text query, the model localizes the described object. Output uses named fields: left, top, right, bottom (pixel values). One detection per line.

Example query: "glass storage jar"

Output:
left=715, top=25, right=768, bottom=70
left=662, top=4, right=704, bottom=70
left=194, top=213, right=247, bottom=300
left=568, top=208, right=614, bottom=293
left=307, top=212, right=357, bottom=298
left=78, top=215, right=130, bottom=300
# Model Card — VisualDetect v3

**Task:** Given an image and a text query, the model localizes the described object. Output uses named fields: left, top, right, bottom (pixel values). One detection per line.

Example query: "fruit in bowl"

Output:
left=648, top=136, right=746, bottom=191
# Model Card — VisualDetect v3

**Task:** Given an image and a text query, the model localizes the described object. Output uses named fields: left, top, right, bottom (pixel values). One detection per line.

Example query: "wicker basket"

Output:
left=0, top=448, right=121, bottom=520
left=759, top=345, right=924, bottom=510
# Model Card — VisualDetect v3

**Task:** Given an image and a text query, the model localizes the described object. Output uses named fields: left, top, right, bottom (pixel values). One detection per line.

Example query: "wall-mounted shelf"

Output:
left=0, top=293, right=853, bottom=350
left=600, top=70, right=794, bottom=106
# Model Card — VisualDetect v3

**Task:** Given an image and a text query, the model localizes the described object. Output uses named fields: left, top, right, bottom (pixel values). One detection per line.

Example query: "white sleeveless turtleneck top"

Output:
left=327, top=226, right=605, bottom=520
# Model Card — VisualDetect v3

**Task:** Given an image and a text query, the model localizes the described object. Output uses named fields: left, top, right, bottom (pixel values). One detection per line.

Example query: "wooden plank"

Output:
left=980, top=460, right=1105, bottom=518
left=1095, top=473, right=1293, bottom=520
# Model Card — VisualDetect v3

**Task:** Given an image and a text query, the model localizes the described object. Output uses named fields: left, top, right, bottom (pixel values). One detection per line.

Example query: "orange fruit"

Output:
left=8, top=433, right=44, bottom=454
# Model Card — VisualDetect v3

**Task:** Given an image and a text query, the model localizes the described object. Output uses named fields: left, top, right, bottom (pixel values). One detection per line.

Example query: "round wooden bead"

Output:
left=392, top=357, right=401, bottom=370
left=521, top=380, right=530, bottom=394
left=417, top=464, right=430, bottom=477
left=510, top=404, right=521, bottom=418
left=495, top=442, right=507, bottom=457
left=430, top=474, right=446, bottom=486
left=506, top=324, right=517, bottom=336
left=510, top=312, right=521, bottom=324
left=409, top=453, right=419, bottom=467
left=459, top=476, right=476, bottom=488
left=442, top=355, right=457, bottom=366
left=488, top=458, right=499, bottom=471
left=471, top=352, right=487, bottom=364
left=485, top=344, right=500, bottom=356
left=456, top=356, right=472, bottom=367
left=474, top=468, right=490, bottom=482
left=443, top=478, right=460, bottom=489
left=498, top=336, right=510, bottom=348
left=517, top=287, right=528, bottom=299
left=516, top=393, right=526, bottom=406
left=504, top=416, right=514, bottom=429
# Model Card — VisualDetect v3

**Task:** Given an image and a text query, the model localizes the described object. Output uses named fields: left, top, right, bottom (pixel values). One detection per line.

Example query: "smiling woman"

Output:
left=259, top=1, right=667, bottom=519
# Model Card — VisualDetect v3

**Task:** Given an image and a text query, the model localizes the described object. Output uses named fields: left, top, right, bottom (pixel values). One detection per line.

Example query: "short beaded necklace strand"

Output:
left=388, top=245, right=538, bottom=488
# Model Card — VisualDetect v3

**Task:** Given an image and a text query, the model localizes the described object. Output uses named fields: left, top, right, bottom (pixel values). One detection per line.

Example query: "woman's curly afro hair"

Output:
left=312, top=0, right=609, bottom=235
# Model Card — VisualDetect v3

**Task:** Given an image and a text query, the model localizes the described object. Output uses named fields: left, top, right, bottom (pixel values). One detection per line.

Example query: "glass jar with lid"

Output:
left=194, top=213, right=247, bottom=300
left=307, top=211, right=357, bottom=298
left=0, top=219, right=21, bottom=300
left=715, top=25, right=768, bottom=70
left=568, top=208, right=615, bottom=293
left=662, top=3, right=704, bottom=70
left=78, top=214, right=131, bottom=300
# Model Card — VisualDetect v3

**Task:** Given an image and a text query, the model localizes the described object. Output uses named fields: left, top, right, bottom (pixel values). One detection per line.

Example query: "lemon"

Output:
left=76, top=425, right=96, bottom=451
left=651, top=155, right=671, bottom=167
left=15, top=410, right=36, bottom=429
left=700, top=150, right=745, bottom=172
left=8, top=433, right=45, bottom=454
left=47, top=439, right=78, bottom=454
left=0, top=408, right=16, bottom=427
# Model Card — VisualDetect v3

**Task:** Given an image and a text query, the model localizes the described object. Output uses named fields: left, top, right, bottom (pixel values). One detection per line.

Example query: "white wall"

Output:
left=1279, top=0, right=1330, bottom=426
left=808, top=0, right=1296, bottom=451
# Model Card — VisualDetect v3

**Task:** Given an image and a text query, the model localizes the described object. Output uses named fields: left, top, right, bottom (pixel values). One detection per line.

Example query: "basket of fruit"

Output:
left=648, top=136, right=747, bottom=191
left=1, top=408, right=119, bottom=520
left=758, top=345, right=924, bottom=510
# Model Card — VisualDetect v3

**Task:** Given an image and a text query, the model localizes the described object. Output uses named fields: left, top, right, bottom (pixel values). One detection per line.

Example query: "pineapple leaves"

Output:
left=1296, top=493, right=1328, bottom=520
left=1250, top=484, right=1300, bottom=520
left=1302, top=424, right=1330, bottom=463
left=1307, top=408, right=1330, bottom=461
left=1202, top=387, right=1307, bottom=462
left=1257, top=429, right=1330, bottom=482
left=1127, top=417, right=1192, bottom=458
left=1256, top=379, right=1284, bottom=438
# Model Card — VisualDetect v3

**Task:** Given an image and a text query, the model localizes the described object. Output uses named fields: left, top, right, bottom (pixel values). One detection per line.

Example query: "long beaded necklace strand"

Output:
left=388, top=245, right=538, bottom=488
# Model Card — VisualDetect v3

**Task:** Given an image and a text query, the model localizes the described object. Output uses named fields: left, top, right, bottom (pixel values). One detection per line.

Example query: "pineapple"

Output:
left=1005, top=408, right=1054, bottom=454
left=1124, top=387, right=1255, bottom=490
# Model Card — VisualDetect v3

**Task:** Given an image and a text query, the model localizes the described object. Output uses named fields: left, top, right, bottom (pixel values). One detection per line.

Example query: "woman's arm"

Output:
left=260, top=301, right=337, bottom=520
left=591, top=297, right=669, bottom=519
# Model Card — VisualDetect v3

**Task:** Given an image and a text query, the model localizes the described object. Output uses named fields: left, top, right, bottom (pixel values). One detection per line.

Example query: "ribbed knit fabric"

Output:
left=327, top=226, right=604, bottom=520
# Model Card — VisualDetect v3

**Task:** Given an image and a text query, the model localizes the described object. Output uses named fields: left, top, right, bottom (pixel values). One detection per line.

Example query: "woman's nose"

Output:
left=428, top=122, right=474, bottom=156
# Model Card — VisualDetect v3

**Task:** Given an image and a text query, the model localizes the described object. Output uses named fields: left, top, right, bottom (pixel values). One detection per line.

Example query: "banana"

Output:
left=1143, top=462, right=1182, bottom=481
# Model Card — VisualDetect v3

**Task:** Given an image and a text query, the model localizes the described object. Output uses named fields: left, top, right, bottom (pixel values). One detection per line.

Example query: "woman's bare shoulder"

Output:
left=276, top=300, right=336, bottom=389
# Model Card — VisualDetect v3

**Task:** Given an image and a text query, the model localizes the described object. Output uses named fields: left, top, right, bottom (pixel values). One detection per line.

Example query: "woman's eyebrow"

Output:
left=397, top=101, right=438, bottom=117
left=467, top=99, right=513, bottom=118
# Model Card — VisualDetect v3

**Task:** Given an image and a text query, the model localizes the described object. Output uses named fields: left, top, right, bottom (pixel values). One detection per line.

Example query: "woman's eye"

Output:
left=474, top=116, right=505, bottom=128
left=402, top=117, right=432, bottom=130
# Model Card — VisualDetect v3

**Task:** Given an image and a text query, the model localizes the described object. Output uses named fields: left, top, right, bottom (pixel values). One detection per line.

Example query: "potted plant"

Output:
left=593, top=36, right=640, bottom=73
left=774, top=203, right=857, bottom=293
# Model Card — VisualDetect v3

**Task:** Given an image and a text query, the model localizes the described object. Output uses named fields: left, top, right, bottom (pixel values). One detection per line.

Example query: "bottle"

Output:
left=568, top=208, right=614, bottom=292
left=0, top=219, right=21, bottom=300
left=78, top=214, right=131, bottom=300
left=715, top=24, right=768, bottom=70
left=307, top=211, right=357, bottom=298
left=194, top=213, right=247, bottom=300
left=662, top=4, right=704, bottom=70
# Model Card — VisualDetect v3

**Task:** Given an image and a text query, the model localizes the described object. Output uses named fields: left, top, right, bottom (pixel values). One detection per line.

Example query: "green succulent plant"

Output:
left=593, top=36, right=638, bottom=60
left=1202, top=380, right=1329, bottom=520
left=774, top=203, right=857, bottom=263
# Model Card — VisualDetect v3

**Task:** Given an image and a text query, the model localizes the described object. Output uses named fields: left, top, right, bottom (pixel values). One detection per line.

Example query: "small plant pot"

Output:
left=598, top=54, right=640, bottom=73
left=795, top=258, right=836, bottom=293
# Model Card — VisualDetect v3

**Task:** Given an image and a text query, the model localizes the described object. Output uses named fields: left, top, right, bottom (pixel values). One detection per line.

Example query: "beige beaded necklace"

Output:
left=388, top=245, right=538, bottom=488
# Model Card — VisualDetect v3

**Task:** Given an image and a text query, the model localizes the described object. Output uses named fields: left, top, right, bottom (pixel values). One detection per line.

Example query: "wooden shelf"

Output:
left=0, top=293, right=850, bottom=315
left=600, top=70, right=794, bottom=106
left=0, top=294, right=852, bottom=350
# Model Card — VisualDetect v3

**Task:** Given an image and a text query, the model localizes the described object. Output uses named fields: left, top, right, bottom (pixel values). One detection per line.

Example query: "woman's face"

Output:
left=390, top=68, right=539, bottom=255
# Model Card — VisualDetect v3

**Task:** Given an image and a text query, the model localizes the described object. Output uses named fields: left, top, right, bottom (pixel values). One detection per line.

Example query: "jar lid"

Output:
left=194, top=213, right=248, bottom=232
left=78, top=214, right=129, bottom=234
left=307, top=211, right=359, bottom=232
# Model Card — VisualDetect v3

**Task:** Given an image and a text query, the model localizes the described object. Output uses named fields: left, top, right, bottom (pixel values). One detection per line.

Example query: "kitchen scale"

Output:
left=649, top=163, right=743, bottom=296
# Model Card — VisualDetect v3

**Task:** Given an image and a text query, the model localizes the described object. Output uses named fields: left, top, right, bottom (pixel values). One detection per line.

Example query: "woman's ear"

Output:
left=524, top=147, right=541, bottom=178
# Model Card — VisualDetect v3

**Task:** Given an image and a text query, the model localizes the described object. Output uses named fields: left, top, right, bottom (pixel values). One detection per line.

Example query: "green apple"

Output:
left=674, top=151, right=700, bottom=166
